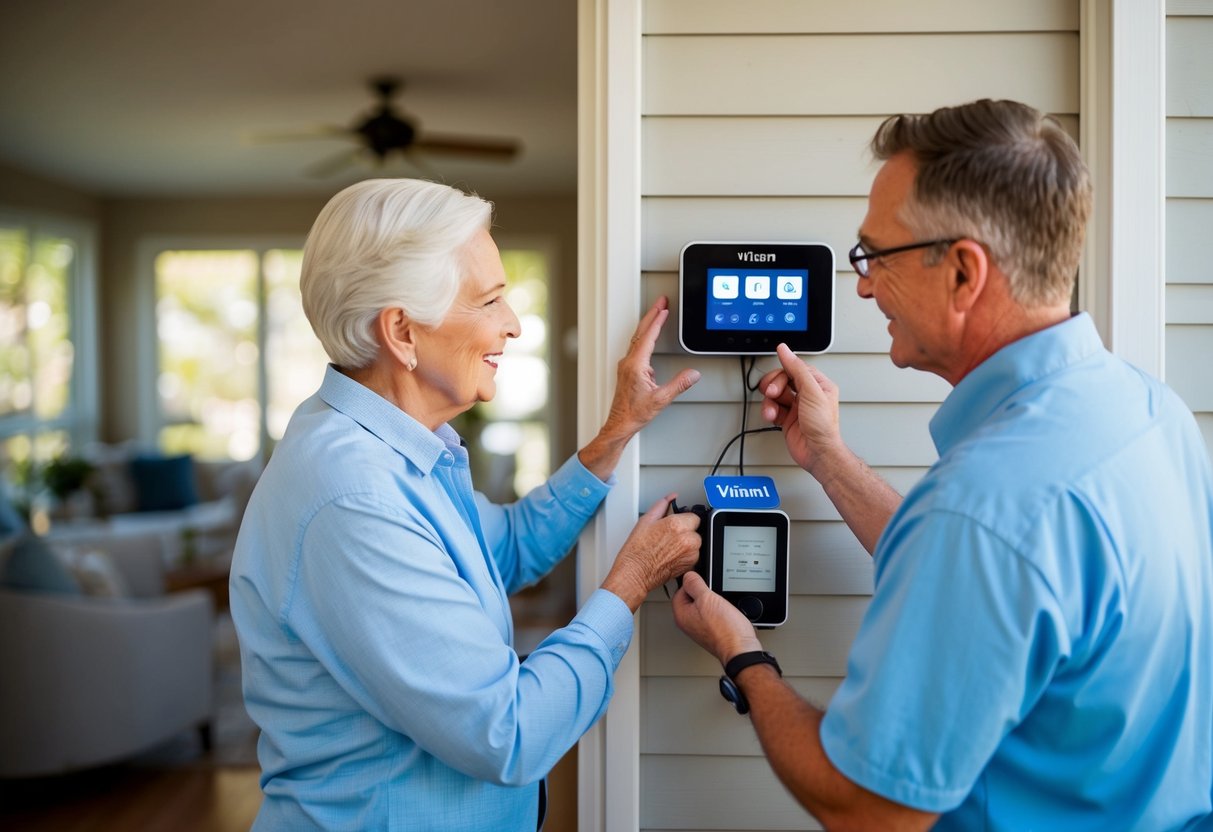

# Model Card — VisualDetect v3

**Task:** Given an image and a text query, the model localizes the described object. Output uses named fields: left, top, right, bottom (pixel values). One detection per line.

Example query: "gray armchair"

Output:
left=0, top=531, right=215, bottom=778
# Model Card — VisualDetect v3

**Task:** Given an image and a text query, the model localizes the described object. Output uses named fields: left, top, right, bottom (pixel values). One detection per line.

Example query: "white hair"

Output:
left=300, top=178, right=493, bottom=369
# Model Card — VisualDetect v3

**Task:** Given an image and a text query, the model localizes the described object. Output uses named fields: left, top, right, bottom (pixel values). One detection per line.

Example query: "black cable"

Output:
left=737, top=356, right=763, bottom=475
left=710, top=426, right=781, bottom=477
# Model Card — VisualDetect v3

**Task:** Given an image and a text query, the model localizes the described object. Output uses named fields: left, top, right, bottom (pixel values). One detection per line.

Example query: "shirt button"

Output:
left=580, top=487, right=591, bottom=497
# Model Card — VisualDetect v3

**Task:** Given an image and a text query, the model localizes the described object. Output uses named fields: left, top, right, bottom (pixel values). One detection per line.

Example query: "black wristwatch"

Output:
left=719, top=651, right=782, bottom=715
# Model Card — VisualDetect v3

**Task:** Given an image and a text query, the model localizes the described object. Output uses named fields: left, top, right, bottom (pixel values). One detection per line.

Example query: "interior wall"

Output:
left=0, top=161, right=101, bottom=220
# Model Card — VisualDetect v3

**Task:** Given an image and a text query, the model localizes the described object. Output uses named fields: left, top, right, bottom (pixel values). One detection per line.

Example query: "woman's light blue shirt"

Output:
left=230, top=366, right=633, bottom=830
left=820, top=314, right=1213, bottom=830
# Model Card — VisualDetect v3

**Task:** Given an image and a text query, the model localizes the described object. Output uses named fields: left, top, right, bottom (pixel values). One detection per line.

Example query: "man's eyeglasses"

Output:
left=848, top=239, right=957, bottom=278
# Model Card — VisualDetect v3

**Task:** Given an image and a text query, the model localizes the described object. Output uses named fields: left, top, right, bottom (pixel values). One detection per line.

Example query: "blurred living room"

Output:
left=0, top=0, right=581, bottom=828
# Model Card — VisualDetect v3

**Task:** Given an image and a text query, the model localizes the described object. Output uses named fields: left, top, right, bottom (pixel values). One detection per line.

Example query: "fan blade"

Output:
left=412, top=134, right=520, bottom=160
left=244, top=125, right=352, bottom=144
left=305, top=147, right=365, bottom=178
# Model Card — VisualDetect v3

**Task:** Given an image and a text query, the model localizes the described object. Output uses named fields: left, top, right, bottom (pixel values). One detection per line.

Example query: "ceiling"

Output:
left=0, top=0, right=578, bottom=199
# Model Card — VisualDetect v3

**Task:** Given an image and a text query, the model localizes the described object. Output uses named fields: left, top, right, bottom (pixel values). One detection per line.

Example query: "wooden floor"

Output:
left=0, top=751, right=579, bottom=831
left=0, top=761, right=263, bottom=832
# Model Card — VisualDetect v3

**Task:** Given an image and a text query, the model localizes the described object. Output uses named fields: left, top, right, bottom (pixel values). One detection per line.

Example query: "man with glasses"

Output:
left=673, top=99, right=1213, bottom=830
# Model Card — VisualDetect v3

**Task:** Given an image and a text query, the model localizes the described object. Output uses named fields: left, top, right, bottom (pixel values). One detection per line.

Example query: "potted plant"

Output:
left=41, top=454, right=97, bottom=519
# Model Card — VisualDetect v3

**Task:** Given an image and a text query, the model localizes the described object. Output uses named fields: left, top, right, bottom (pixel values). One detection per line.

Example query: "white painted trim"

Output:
left=577, top=1, right=644, bottom=830
left=1079, top=0, right=1167, bottom=376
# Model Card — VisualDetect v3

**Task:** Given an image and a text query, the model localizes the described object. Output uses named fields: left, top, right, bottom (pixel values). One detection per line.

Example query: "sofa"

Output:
left=0, top=520, right=216, bottom=778
left=47, top=443, right=262, bottom=568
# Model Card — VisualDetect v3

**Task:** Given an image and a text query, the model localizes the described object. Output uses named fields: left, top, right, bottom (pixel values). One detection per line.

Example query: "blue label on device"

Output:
left=704, top=475, right=780, bottom=509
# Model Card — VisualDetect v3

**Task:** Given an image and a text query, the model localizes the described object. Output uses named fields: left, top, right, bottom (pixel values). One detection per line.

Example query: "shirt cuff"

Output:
left=549, top=454, right=614, bottom=516
left=574, top=588, right=635, bottom=664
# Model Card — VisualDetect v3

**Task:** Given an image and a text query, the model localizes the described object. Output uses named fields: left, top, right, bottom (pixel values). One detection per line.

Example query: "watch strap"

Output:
left=724, top=650, right=782, bottom=681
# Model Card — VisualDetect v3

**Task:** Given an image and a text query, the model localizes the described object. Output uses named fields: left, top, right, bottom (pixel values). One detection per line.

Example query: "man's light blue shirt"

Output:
left=820, top=314, right=1213, bottom=830
left=230, top=366, right=633, bottom=831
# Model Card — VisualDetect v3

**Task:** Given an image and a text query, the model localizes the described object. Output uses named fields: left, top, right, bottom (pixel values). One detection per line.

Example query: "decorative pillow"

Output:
left=0, top=533, right=81, bottom=595
left=0, top=493, right=27, bottom=536
left=129, top=453, right=199, bottom=512
left=56, top=548, right=129, bottom=598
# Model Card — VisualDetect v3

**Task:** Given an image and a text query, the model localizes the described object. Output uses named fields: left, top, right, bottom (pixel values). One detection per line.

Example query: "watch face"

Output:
left=719, top=676, right=749, bottom=715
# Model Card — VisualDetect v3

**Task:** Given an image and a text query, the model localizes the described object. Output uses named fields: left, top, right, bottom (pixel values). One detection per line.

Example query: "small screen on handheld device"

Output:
left=721, top=524, right=777, bottom=593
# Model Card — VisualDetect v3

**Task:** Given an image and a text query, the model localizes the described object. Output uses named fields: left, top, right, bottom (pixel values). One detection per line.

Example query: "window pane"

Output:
left=2, top=429, right=69, bottom=534
left=155, top=250, right=260, bottom=460
left=482, top=250, right=550, bottom=423
left=26, top=236, right=75, bottom=420
left=264, top=249, right=327, bottom=442
left=458, top=248, right=552, bottom=502
left=0, top=227, right=31, bottom=418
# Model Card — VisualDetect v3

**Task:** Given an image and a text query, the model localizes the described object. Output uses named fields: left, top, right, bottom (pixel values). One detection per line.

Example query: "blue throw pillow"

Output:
left=0, top=492, right=28, bottom=536
left=0, top=533, right=81, bottom=595
left=128, top=453, right=199, bottom=512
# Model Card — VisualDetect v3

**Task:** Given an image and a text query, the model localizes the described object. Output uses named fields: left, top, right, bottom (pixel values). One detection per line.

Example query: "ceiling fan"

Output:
left=253, top=76, right=522, bottom=178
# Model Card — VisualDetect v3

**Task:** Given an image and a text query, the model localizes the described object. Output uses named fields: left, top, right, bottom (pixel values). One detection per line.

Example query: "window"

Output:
left=453, top=247, right=553, bottom=502
left=0, top=213, right=97, bottom=516
left=151, top=240, right=554, bottom=492
left=152, top=243, right=327, bottom=462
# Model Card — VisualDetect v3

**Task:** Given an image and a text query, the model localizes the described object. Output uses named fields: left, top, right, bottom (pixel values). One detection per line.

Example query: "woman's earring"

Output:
left=407, top=357, right=418, bottom=372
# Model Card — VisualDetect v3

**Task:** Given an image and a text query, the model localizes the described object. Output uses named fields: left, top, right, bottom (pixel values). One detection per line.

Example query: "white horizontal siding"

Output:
left=1168, top=1, right=1213, bottom=16
left=1166, top=285, right=1213, bottom=323
left=1197, top=414, right=1213, bottom=455
left=643, top=116, right=1080, bottom=197
left=1166, top=120, right=1213, bottom=198
left=641, top=756, right=822, bottom=831
left=1167, top=200, right=1213, bottom=284
left=641, top=198, right=866, bottom=271
left=643, top=403, right=939, bottom=467
left=1166, top=14, right=1213, bottom=466
left=642, top=596, right=869, bottom=677
left=643, top=34, right=1079, bottom=116
left=1166, top=327, right=1213, bottom=412
left=649, top=354, right=952, bottom=403
left=642, top=677, right=843, bottom=757
left=644, top=0, right=1076, bottom=34
left=1167, top=17, right=1213, bottom=115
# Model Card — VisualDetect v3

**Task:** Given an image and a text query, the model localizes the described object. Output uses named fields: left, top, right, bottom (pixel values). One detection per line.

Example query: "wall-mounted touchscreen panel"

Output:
left=680, top=241, right=834, bottom=354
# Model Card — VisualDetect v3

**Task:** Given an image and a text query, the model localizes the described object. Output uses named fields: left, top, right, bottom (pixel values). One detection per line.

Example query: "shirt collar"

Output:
left=929, top=313, right=1104, bottom=457
left=317, top=365, right=466, bottom=474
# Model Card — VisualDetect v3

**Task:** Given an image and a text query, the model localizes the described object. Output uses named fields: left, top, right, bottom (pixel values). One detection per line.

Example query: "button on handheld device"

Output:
left=679, top=241, right=835, bottom=355
left=708, top=508, right=790, bottom=628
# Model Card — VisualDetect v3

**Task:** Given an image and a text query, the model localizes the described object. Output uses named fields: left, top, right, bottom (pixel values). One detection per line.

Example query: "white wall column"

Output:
left=1080, top=0, right=1167, bottom=375
left=576, top=0, right=643, bottom=829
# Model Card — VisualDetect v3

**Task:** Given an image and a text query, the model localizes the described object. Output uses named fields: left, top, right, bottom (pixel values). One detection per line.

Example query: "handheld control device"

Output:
left=707, top=508, right=789, bottom=628
left=679, top=241, right=835, bottom=355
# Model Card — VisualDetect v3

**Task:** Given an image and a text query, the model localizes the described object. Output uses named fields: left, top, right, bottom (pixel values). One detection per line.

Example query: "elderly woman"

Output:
left=230, top=178, right=702, bottom=831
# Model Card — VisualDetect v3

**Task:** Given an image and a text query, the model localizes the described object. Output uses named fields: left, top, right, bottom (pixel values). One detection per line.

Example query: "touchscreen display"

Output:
left=706, top=267, right=808, bottom=332
left=721, top=524, right=777, bottom=593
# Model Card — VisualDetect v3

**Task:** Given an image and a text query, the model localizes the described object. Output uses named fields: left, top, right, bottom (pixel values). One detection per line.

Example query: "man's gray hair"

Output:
left=870, top=99, right=1092, bottom=307
left=300, top=178, right=493, bottom=369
